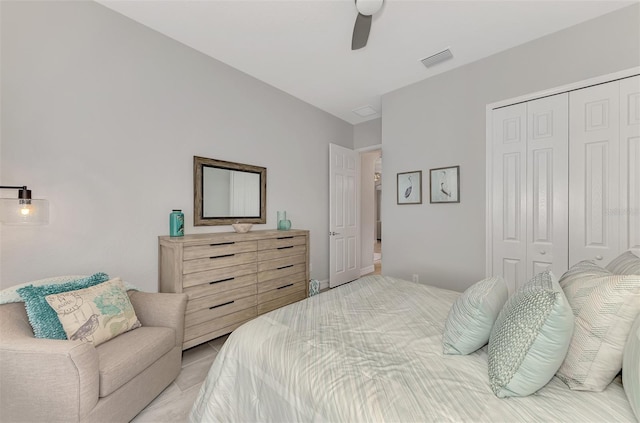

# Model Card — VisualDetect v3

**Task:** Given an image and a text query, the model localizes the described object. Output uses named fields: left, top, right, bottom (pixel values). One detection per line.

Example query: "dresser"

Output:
left=158, top=229, right=309, bottom=350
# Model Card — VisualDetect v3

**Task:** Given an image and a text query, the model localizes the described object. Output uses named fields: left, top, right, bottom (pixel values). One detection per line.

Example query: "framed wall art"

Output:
left=430, top=166, right=460, bottom=203
left=397, top=170, right=422, bottom=205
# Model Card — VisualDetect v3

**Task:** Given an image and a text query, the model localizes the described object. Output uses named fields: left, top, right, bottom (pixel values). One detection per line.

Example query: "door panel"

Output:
left=569, top=81, right=620, bottom=266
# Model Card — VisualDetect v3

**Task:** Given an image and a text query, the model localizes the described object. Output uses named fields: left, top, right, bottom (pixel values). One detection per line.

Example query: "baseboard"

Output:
left=360, top=265, right=375, bottom=276
left=318, top=279, right=330, bottom=291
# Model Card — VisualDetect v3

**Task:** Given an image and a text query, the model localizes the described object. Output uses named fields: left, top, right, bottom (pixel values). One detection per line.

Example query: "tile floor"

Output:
left=131, top=335, right=228, bottom=422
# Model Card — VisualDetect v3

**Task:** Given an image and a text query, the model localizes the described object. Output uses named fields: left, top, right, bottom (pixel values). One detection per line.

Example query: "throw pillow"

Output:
left=557, top=261, right=640, bottom=391
left=488, top=270, right=574, bottom=397
left=623, top=315, right=640, bottom=420
left=45, top=277, right=141, bottom=346
left=606, top=251, right=640, bottom=275
left=443, top=276, right=508, bottom=355
left=16, top=273, right=110, bottom=339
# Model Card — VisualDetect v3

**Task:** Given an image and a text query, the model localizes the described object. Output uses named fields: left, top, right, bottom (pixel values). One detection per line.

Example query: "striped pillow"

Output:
left=623, top=315, right=640, bottom=420
left=443, top=276, right=508, bottom=355
left=557, top=260, right=640, bottom=391
left=606, top=251, right=640, bottom=275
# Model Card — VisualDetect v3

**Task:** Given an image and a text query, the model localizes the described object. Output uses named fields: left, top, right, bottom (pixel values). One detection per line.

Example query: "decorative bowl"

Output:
left=232, top=223, right=253, bottom=233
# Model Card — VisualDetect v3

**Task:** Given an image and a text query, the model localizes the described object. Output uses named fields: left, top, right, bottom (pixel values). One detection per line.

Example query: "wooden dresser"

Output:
left=158, top=229, right=309, bottom=350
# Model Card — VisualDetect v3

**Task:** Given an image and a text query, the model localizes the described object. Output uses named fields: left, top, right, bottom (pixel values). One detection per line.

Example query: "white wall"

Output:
left=0, top=1, right=353, bottom=290
left=381, top=4, right=640, bottom=292
left=354, top=118, right=382, bottom=150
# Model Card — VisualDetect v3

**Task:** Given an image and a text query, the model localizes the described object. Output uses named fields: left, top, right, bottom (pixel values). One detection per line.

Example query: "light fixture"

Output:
left=0, top=185, right=49, bottom=225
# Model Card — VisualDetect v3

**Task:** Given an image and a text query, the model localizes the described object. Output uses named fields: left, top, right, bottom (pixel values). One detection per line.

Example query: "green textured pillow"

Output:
left=16, top=273, right=110, bottom=339
left=443, top=276, right=508, bottom=355
left=488, top=270, right=574, bottom=397
left=623, top=315, right=640, bottom=420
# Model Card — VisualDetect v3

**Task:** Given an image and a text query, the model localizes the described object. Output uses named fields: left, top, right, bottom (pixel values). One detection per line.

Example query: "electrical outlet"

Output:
left=412, top=274, right=419, bottom=283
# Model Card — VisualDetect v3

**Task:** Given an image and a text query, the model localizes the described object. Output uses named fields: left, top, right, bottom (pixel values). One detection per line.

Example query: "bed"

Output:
left=188, top=275, right=637, bottom=422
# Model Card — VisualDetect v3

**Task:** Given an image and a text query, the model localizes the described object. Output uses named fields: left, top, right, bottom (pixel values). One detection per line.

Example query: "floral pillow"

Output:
left=45, top=278, right=141, bottom=346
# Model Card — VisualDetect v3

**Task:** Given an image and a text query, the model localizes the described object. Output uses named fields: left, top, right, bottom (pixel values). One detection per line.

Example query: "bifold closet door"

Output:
left=492, top=93, right=568, bottom=292
left=569, top=81, right=621, bottom=266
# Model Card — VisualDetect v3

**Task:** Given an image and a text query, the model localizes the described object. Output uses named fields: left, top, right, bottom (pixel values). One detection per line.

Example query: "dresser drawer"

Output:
left=257, top=279, right=305, bottom=304
left=258, top=272, right=305, bottom=293
left=258, top=254, right=305, bottom=272
left=183, top=262, right=256, bottom=288
left=258, top=262, right=306, bottom=283
left=186, top=293, right=257, bottom=327
left=184, top=251, right=257, bottom=274
left=184, top=240, right=257, bottom=260
left=258, top=290, right=306, bottom=315
left=258, top=244, right=306, bottom=262
left=186, top=283, right=257, bottom=315
left=184, top=307, right=257, bottom=346
left=257, top=235, right=306, bottom=250
left=183, top=274, right=257, bottom=300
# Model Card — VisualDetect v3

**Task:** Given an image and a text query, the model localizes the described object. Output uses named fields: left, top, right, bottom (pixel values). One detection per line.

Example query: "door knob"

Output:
left=595, top=255, right=603, bottom=261
left=540, top=250, right=546, bottom=255
left=329, top=231, right=341, bottom=236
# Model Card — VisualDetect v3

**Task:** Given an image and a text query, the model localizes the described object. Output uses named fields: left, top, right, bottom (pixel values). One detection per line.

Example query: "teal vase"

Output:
left=169, top=210, right=184, bottom=237
left=277, top=211, right=291, bottom=231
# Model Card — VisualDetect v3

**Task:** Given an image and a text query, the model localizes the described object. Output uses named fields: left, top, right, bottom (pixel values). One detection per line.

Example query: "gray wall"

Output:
left=0, top=1, right=353, bottom=290
left=381, top=4, right=640, bottom=292
left=354, top=118, right=382, bottom=150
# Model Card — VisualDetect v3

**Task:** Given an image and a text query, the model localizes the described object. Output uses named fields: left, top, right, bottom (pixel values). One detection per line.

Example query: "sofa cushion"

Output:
left=96, top=326, right=175, bottom=397
left=46, top=278, right=141, bottom=346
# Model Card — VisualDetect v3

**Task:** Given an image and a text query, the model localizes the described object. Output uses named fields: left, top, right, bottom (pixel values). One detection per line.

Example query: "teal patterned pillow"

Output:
left=16, top=273, right=110, bottom=339
left=443, top=276, right=508, bottom=355
left=488, top=270, right=574, bottom=397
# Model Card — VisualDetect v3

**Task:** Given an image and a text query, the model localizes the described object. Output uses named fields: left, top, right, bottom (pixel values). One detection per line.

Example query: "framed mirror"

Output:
left=194, top=156, right=267, bottom=226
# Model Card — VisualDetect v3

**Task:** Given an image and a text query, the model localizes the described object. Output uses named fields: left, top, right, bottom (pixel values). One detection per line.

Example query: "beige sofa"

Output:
left=0, top=291, right=187, bottom=423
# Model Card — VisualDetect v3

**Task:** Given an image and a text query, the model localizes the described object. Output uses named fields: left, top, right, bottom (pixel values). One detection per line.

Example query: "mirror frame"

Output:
left=194, top=156, right=267, bottom=226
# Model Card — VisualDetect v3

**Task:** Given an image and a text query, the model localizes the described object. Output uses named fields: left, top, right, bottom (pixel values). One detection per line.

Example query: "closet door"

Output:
left=619, top=76, right=640, bottom=257
left=526, top=94, right=569, bottom=280
left=569, top=81, right=620, bottom=266
left=492, top=103, right=527, bottom=293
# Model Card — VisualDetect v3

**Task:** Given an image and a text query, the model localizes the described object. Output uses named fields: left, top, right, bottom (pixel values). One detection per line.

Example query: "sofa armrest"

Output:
left=128, top=291, right=187, bottom=348
left=0, top=304, right=99, bottom=422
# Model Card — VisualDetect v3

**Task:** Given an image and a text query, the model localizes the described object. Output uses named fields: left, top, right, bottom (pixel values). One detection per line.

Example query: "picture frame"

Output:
left=397, top=170, right=422, bottom=205
left=430, top=166, right=460, bottom=203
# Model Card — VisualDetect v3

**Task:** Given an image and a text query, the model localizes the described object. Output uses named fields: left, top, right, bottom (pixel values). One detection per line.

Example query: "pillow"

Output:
left=443, top=276, right=508, bottom=355
left=45, top=278, right=141, bottom=346
left=623, top=315, right=640, bottom=420
left=16, top=273, right=110, bottom=339
left=557, top=261, right=640, bottom=391
left=488, top=270, right=574, bottom=398
left=606, top=251, right=640, bottom=275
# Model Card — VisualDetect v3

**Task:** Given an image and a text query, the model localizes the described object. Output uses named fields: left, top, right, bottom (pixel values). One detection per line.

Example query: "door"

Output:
left=329, top=143, right=360, bottom=288
left=569, top=81, right=620, bottom=266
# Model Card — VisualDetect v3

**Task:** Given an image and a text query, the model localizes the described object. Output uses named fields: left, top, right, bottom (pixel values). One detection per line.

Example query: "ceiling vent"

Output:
left=352, top=105, right=378, bottom=117
left=420, top=48, right=453, bottom=68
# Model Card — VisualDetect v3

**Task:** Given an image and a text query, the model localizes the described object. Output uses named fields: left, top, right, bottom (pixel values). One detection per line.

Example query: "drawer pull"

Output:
left=277, top=246, right=294, bottom=250
left=277, top=264, right=294, bottom=270
left=277, top=283, right=294, bottom=290
left=210, top=300, right=234, bottom=310
left=209, top=277, right=235, bottom=285
left=277, top=236, right=294, bottom=240
left=210, top=242, right=235, bottom=246
left=210, top=253, right=235, bottom=259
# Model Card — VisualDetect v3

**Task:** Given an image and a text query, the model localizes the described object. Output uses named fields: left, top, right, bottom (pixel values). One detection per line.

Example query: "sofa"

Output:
left=0, top=290, right=187, bottom=423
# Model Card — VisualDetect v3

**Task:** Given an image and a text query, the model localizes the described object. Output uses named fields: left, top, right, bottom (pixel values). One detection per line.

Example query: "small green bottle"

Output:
left=170, top=210, right=184, bottom=237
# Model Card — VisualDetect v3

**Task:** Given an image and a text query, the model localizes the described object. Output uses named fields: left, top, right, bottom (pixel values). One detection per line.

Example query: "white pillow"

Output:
left=623, top=315, right=640, bottom=420
left=443, top=276, right=508, bottom=355
left=557, top=260, right=640, bottom=391
left=606, top=251, right=640, bottom=275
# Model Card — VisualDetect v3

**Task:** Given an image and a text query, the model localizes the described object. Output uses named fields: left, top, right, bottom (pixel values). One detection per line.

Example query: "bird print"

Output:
left=404, top=176, right=413, bottom=199
left=69, top=314, right=99, bottom=342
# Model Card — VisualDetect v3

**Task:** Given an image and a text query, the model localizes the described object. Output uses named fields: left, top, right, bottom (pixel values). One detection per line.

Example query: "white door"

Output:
left=619, top=76, right=640, bottom=257
left=569, top=81, right=620, bottom=266
left=526, top=93, right=569, bottom=279
left=492, top=103, right=527, bottom=293
left=329, top=143, right=360, bottom=288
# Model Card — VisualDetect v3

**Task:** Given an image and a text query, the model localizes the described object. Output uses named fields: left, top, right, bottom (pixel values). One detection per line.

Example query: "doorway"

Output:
left=360, top=148, right=382, bottom=276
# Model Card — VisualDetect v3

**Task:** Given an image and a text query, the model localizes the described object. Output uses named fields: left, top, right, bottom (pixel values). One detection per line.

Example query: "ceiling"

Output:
left=97, top=0, right=636, bottom=124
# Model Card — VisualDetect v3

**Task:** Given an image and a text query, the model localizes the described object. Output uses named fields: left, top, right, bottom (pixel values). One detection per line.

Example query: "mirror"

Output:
left=194, top=156, right=266, bottom=226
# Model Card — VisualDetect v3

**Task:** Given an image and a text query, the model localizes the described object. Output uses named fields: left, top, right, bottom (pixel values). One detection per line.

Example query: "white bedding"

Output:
left=189, top=275, right=636, bottom=422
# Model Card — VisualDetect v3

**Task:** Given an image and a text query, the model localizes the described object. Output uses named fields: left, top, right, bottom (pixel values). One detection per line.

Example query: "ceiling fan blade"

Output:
left=351, top=13, right=372, bottom=50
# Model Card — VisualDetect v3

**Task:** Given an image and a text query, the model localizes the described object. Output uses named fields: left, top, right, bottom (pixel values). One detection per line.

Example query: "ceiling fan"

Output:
left=351, top=0, right=384, bottom=50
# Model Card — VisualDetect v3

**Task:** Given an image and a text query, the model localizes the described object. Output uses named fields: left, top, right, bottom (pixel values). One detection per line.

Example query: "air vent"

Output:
left=420, top=48, right=453, bottom=68
left=352, top=105, right=378, bottom=117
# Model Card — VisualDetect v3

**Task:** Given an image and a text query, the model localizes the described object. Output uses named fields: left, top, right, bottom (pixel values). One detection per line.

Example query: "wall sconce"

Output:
left=0, top=185, right=49, bottom=225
